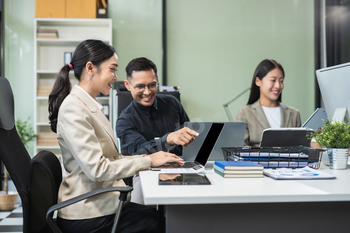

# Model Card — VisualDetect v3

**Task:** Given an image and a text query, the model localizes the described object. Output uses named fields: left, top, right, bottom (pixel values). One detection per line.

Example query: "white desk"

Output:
left=140, top=166, right=350, bottom=233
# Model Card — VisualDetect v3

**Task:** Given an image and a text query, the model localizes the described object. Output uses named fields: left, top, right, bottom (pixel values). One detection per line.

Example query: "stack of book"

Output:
left=214, top=161, right=264, bottom=178
left=37, top=28, right=58, bottom=39
left=37, top=134, right=59, bottom=147
left=37, top=86, right=53, bottom=96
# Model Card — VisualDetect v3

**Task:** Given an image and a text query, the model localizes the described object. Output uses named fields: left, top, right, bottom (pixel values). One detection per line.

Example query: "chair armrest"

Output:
left=46, top=186, right=133, bottom=233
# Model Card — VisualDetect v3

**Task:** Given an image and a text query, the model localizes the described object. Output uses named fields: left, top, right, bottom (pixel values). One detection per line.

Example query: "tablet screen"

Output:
left=158, top=173, right=211, bottom=185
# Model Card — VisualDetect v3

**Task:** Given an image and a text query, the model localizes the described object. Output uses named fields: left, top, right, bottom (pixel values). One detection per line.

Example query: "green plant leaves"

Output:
left=15, top=118, right=36, bottom=147
left=314, top=119, right=350, bottom=148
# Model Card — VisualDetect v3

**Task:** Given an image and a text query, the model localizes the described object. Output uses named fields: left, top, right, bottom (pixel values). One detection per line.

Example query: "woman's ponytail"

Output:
left=48, top=64, right=72, bottom=133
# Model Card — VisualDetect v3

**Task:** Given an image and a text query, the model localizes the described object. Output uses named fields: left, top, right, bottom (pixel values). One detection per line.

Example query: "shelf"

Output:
left=37, top=146, right=60, bottom=150
left=37, top=122, right=50, bottom=126
left=37, top=38, right=110, bottom=46
left=34, top=18, right=113, bottom=155
left=37, top=96, right=48, bottom=100
left=35, top=18, right=112, bottom=44
left=36, top=18, right=112, bottom=27
left=37, top=39, right=82, bottom=46
left=37, top=70, right=60, bottom=74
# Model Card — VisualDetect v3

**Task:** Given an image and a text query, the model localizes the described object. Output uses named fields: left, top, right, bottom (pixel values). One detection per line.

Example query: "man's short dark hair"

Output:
left=125, top=57, right=158, bottom=79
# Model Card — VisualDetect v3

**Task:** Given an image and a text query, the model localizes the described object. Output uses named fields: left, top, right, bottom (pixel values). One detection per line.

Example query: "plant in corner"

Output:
left=0, top=118, right=36, bottom=210
left=313, top=119, right=350, bottom=170
left=15, top=118, right=36, bottom=148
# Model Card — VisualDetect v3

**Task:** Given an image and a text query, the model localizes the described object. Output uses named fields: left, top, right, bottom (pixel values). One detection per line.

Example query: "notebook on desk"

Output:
left=151, top=122, right=225, bottom=173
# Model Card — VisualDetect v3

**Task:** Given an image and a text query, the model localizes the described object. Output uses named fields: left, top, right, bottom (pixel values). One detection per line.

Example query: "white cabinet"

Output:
left=34, top=18, right=113, bottom=157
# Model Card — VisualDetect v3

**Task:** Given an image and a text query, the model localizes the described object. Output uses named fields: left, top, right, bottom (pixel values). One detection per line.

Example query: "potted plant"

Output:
left=0, top=118, right=36, bottom=210
left=313, top=119, right=350, bottom=170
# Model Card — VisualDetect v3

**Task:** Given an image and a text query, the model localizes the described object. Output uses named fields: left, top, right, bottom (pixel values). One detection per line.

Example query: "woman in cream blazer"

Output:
left=48, top=40, right=182, bottom=233
left=235, top=59, right=301, bottom=147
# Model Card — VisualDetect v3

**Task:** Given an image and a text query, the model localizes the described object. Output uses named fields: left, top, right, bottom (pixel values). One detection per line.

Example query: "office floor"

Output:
left=0, top=204, right=23, bottom=233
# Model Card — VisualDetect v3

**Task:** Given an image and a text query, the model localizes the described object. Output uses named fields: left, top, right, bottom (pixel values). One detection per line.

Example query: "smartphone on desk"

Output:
left=158, top=173, right=211, bottom=185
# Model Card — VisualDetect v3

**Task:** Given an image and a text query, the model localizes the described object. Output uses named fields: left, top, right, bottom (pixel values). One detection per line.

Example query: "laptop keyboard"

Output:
left=163, top=161, right=197, bottom=168
left=157, top=162, right=205, bottom=173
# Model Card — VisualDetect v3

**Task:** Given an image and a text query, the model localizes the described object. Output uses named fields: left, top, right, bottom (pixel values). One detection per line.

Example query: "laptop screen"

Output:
left=302, top=108, right=327, bottom=130
left=195, top=123, right=225, bottom=165
left=183, top=122, right=245, bottom=161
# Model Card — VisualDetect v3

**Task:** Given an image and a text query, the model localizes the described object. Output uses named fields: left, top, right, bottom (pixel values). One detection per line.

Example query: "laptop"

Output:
left=183, top=122, right=246, bottom=161
left=259, top=128, right=313, bottom=147
left=151, top=122, right=225, bottom=173
left=302, top=108, right=328, bottom=131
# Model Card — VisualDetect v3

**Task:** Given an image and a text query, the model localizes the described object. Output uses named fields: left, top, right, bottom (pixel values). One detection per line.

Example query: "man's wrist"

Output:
left=166, top=132, right=174, bottom=145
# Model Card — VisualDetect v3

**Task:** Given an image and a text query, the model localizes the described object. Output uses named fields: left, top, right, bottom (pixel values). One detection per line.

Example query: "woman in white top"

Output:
left=235, top=59, right=301, bottom=147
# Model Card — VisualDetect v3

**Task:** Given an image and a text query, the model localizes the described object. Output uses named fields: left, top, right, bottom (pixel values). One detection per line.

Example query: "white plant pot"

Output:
left=327, top=148, right=349, bottom=170
left=321, top=149, right=329, bottom=166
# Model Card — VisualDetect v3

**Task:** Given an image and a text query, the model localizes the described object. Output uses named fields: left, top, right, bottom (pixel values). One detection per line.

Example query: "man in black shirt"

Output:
left=116, top=57, right=198, bottom=156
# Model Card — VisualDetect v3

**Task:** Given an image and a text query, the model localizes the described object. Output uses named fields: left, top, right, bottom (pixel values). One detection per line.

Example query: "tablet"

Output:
left=259, top=128, right=313, bottom=147
left=158, top=173, right=211, bottom=185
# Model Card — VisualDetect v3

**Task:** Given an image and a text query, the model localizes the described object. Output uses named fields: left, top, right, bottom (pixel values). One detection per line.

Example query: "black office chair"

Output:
left=0, top=76, right=132, bottom=233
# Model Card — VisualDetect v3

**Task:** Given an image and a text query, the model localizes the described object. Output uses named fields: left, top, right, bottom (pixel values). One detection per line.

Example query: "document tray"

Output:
left=221, top=146, right=324, bottom=169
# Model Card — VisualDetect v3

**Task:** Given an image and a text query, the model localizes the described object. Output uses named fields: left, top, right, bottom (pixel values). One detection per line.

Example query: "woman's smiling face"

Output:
left=256, top=67, right=284, bottom=107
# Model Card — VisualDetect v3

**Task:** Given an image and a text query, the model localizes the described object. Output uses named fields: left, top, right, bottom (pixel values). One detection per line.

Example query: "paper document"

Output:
left=263, top=167, right=336, bottom=180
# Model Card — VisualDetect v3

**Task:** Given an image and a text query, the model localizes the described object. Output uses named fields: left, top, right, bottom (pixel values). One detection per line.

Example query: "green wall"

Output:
left=4, top=0, right=315, bottom=156
left=4, top=0, right=35, bottom=155
left=110, top=0, right=163, bottom=80
left=166, top=0, right=315, bottom=122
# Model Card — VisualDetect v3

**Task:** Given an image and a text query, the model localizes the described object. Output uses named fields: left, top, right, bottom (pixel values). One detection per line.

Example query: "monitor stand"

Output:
left=333, top=108, right=348, bottom=123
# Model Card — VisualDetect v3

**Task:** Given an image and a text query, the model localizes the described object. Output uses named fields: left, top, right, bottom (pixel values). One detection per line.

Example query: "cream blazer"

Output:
left=235, top=100, right=301, bottom=147
left=56, top=86, right=151, bottom=220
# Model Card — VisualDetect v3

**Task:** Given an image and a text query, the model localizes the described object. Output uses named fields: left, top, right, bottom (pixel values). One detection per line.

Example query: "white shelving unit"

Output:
left=34, top=18, right=113, bottom=158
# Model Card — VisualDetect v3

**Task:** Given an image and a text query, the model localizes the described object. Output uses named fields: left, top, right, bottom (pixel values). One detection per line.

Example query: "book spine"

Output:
left=213, top=164, right=225, bottom=173
left=214, top=161, right=225, bottom=169
left=214, top=168, right=225, bottom=177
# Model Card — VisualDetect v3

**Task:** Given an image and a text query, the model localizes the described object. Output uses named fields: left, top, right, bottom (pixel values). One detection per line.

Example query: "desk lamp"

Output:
left=223, top=87, right=250, bottom=122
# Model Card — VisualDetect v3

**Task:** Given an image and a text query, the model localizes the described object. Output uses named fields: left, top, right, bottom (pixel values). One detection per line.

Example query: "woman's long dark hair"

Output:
left=48, top=39, right=115, bottom=133
left=247, top=59, right=285, bottom=105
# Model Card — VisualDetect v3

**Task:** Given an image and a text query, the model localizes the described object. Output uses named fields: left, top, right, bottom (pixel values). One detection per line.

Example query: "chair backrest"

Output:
left=116, top=91, right=134, bottom=117
left=0, top=77, right=62, bottom=233
left=30, top=150, right=62, bottom=233
left=0, top=76, right=32, bottom=232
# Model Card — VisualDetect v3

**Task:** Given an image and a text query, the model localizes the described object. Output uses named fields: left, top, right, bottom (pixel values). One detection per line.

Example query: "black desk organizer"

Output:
left=221, top=146, right=324, bottom=169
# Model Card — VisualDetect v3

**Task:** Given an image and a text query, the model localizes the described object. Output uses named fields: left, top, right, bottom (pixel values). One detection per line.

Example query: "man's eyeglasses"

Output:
left=129, top=81, right=159, bottom=92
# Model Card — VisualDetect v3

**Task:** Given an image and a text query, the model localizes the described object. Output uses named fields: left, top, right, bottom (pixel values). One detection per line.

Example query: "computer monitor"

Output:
left=316, top=62, right=350, bottom=123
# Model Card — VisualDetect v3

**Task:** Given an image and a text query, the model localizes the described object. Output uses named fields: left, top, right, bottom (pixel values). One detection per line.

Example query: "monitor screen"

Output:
left=316, top=62, right=350, bottom=123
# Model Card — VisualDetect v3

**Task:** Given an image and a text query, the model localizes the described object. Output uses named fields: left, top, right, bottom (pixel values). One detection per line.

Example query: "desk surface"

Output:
left=139, top=165, right=350, bottom=205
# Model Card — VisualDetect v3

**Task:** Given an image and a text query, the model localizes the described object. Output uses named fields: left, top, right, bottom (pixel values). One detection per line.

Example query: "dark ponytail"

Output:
left=247, top=59, right=285, bottom=105
left=48, top=39, right=116, bottom=133
left=48, top=65, right=71, bottom=132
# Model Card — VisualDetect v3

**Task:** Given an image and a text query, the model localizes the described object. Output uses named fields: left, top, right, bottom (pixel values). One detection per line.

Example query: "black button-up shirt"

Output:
left=116, top=94, right=189, bottom=155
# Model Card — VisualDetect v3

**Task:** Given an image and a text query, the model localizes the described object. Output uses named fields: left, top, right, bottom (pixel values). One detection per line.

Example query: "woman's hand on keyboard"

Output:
left=145, top=151, right=184, bottom=167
